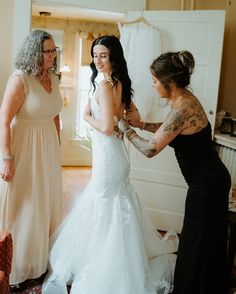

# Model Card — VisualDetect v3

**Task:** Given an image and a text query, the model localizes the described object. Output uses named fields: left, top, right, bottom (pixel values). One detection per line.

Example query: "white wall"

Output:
left=32, top=0, right=146, bottom=13
left=0, top=0, right=31, bottom=103
left=0, top=0, right=14, bottom=100
left=12, top=0, right=32, bottom=61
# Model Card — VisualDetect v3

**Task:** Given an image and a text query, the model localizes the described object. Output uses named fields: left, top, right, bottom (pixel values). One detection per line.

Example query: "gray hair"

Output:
left=15, top=29, right=57, bottom=78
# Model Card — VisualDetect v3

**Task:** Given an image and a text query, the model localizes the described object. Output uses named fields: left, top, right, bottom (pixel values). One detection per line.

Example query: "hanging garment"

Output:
left=119, top=22, right=162, bottom=120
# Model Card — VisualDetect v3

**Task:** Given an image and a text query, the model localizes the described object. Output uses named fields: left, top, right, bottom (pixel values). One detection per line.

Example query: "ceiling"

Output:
left=32, top=2, right=125, bottom=23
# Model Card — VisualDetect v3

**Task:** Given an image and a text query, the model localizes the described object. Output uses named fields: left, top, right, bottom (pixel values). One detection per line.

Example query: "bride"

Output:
left=42, top=35, right=178, bottom=294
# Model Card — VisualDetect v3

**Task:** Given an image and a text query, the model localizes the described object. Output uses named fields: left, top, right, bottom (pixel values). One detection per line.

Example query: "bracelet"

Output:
left=126, top=128, right=136, bottom=140
left=2, top=155, right=13, bottom=161
left=140, top=121, right=145, bottom=130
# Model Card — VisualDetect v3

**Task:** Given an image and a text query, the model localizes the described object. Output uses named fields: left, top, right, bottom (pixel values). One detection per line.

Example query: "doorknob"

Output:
left=209, top=110, right=214, bottom=115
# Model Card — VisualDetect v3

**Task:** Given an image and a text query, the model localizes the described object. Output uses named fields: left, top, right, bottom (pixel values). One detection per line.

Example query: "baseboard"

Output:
left=61, top=158, right=92, bottom=166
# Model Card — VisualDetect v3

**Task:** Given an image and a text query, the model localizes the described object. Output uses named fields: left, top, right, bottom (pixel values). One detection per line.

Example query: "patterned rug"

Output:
left=20, top=286, right=41, bottom=294
left=9, top=269, right=236, bottom=294
left=10, top=283, right=236, bottom=294
left=10, top=276, right=43, bottom=294
left=10, top=284, right=41, bottom=294
left=10, top=284, right=71, bottom=294
left=9, top=273, right=71, bottom=294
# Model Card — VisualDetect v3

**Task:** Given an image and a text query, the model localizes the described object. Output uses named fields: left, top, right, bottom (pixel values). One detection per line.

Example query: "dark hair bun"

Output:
left=172, top=51, right=195, bottom=75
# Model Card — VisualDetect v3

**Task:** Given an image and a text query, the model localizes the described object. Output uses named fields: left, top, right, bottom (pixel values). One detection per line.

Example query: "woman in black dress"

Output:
left=118, top=50, right=231, bottom=294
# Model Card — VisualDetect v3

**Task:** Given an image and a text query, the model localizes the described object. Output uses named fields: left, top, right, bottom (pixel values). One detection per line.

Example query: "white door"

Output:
left=125, top=10, right=225, bottom=233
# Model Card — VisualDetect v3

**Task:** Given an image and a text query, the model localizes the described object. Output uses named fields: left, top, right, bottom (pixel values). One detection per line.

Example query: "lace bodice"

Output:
left=90, top=94, right=130, bottom=189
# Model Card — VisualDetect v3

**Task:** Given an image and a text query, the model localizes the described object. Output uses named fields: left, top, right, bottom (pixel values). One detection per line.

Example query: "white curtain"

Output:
left=119, top=23, right=162, bottom=120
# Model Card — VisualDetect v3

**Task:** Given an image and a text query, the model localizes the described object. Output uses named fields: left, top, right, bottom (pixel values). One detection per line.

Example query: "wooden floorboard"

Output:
left=62, top=166, right=91, bottom=218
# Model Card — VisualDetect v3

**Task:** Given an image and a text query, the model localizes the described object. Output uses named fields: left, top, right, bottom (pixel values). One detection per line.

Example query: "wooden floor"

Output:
left=62, top=166, right=92, bottom=218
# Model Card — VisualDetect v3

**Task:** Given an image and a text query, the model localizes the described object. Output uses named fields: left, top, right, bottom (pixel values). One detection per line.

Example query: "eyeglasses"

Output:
left=42, top=48, right=57, bottom=54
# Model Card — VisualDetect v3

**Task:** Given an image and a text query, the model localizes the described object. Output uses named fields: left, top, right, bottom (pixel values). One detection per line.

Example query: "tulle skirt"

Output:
left=42, top=177, right=178, bottom=294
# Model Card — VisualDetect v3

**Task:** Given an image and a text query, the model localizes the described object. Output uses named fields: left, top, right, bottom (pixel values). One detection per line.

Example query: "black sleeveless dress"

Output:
left=169, top=122, right=231, bottom=294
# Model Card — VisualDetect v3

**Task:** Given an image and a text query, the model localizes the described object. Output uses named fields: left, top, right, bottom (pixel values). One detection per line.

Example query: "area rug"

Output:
left=9, top=272, right=71, bottom=294
left=20, top=286, right=41, bottom=294
left=10, top=285, right=71, bottom=294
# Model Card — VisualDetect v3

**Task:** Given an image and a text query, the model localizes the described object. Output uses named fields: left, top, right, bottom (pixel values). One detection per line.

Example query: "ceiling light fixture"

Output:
left=39, top=11, right=51, bottom=17
left=39, top=11, right=51, bottom=28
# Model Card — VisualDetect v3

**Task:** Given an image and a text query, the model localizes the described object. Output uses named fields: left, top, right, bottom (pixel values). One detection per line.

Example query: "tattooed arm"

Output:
left=119, top=126, right=158, bottom=158
left=125, top=101, right=162, bottom=133
left=141, top=122, right=162, bottom=133
left=118, top=103, right=189, bottom=158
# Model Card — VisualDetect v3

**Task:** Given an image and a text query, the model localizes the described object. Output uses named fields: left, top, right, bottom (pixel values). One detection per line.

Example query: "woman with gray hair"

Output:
left=0, top=30, right=62, bottom=290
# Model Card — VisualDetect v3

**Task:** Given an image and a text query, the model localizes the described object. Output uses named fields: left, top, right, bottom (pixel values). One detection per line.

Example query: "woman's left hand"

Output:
left=124, top=100, right=141, bottom=128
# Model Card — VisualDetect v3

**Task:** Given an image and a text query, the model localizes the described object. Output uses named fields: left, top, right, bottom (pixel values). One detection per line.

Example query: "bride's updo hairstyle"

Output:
left=90, top=35, right=133, bottom=109
left=150, top=50, right=195, bottom=94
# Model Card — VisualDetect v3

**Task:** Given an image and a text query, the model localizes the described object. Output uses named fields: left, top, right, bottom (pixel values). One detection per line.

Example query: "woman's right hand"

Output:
left=0, top=159, right=14, bottom=182
left=125, top=114, right=142, bottom=128
left=124, top=100, right=142, bottom=128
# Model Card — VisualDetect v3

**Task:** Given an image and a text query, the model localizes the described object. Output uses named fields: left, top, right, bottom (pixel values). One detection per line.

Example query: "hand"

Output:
left=125, top=104, right=141, bottom=128
left=126, top=117, right=142, bottom=129
left=118, top=119, right=130, bottom=134
left=0, top=159, right=15, bottom=182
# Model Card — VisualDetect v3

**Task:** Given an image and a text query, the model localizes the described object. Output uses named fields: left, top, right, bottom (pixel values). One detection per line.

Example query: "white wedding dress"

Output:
left=42, top=94, right=178, bottom=294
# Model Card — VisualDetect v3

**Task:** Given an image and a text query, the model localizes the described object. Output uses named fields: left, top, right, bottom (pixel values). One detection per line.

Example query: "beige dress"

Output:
left=0, top=69, right=63, bottom=284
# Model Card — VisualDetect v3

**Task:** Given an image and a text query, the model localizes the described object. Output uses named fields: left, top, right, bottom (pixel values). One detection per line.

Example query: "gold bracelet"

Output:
left=126, top=128, right=136, bottom=140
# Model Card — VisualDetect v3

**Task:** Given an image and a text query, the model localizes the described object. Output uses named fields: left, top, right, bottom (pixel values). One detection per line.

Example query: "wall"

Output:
left=146, top=0, right=236, bottom=117
left=0, top=0, right=31, bottom=102
left=0, top=0, right=14, bottom=99
left=32, top=0, right=146, bottom=13
left=12, top=0, right=32, bottom=60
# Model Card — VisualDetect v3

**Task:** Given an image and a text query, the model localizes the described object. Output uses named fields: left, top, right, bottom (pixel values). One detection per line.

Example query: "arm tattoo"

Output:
left=162, top=98, right=207, bottom=137
left=128, top=131, right=157, bottom=158
left=187, top=99, right=207, bottom=127
left=163, top=107, right=188, bottom=133
left=143, top=122, right=162, bottom=133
